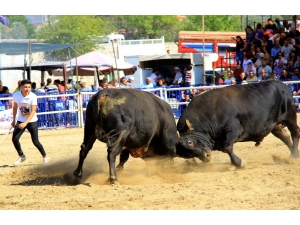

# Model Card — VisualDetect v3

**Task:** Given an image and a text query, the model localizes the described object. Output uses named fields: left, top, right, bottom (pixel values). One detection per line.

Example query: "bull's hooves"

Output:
left=63, top=173, right=82, bottom=185
left=116, top=166, right=124, bottom=171
left=111, top=180, right=120, bottom=186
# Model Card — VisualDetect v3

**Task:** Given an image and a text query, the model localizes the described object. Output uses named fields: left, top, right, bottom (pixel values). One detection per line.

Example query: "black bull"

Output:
left=176, top=79, right=299, bottom=167
left=73, top=88, right=177, bottom=185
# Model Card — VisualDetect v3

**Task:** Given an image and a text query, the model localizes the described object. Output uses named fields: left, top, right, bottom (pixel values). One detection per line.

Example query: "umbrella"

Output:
left=63, top=51, right=137, bottom=76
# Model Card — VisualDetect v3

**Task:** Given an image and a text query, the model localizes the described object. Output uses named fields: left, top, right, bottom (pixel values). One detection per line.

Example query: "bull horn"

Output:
left=177, top=131, right=181, bottom=138
left=186, top=119, right=194, bottom=131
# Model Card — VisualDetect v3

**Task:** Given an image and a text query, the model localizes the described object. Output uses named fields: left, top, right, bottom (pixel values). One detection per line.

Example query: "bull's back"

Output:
left=178, top=80, right=295, bottom=135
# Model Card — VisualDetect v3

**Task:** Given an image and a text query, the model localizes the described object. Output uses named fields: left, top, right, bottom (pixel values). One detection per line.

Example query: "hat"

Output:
left=80, top=79, right=86, bottom=83
left=174, top=67, right=180, bottom=70
left=128, top=76, right=134, bottom=81
left=247, top=62, right=253, bottom=65
left=120, top=76, right=127, bottom=80
left=256, top=53, right=264, bottom=58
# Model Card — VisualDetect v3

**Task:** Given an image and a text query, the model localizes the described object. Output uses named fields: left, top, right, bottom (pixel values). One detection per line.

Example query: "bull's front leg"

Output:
left=73, top=136, right=96, bottom=178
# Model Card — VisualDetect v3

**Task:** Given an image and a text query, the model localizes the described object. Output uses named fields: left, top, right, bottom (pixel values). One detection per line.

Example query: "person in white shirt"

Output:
left=11, top=79, right=50, bottom=166
left=149, top=68, right=161, bottom=87
left=281, top=39, right=295, bottom=58
left=173, top=67, right=183, bottom=85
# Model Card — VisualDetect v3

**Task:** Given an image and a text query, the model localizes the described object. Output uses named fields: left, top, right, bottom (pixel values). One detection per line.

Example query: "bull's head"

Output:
left=176, top=119, right=212, bottom=162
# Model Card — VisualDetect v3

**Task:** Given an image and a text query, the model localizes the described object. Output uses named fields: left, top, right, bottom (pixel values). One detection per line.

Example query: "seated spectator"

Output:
left=111, top=80, right=119, bottom=88
left=286, top=60, right=296, bottom=74
left=288, top=50, right=297, bottom=63
left=181, top=93, right=192, bottom=111
left=239, top=72, right=248, bottom=84
left=264, top=52, right=274, bottom=68
left=273, top=60, right=286, bottom=75
left=254, top=52, right=264, bottom=69
left=258, top=70, right=268, bottom=81
left=271, top=70, right=281, bottom=80
left=0, top=80, right=9, bottom=94
left=233, top=64, right=244, bottom=82
left=245, top=61, right=257, bottom=77
left=271, top=41, right=282, bottom=60
left=119, top=76, right=133, bottom=88
left=141, top=77, right=154, bottom=89
left=224, top=71, right=236, bottom=84
left=98, top=79, right=108, bottom=90
left=246, top=71, right=258, bottom=83
left=242, top=54, right=253, bottom=72
left=128, top=76, right=136, bottom=88
left=274, top=52, right=287, bottom=67
left=280, top=68, right=292, bottom=81
left=281, top=39, right=295, bottom=58
left=257, top=59, right=273, bottom=76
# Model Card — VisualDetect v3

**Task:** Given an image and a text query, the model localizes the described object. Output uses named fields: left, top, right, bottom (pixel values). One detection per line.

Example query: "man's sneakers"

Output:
left=13, top=155, right=26, bottom=166
left=43, top=157, right=50, bottom=165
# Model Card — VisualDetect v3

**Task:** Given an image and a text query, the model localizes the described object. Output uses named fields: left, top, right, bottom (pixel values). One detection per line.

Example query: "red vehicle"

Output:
left=178, top=31, right=246, bottom=69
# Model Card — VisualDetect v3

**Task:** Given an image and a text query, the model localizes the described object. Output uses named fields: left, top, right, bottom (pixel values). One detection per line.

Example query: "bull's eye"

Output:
left=187, top=140, right=193, bottom=147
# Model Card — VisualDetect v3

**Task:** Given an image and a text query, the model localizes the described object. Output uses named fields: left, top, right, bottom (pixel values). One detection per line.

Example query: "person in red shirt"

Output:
left=54, top=79, right=66, bottom=93
left=233, top=64, right=244, bottom=83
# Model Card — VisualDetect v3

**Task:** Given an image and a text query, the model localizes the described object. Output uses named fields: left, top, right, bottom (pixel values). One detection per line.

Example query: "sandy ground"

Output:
left=0, top=118, right=299, bottom=213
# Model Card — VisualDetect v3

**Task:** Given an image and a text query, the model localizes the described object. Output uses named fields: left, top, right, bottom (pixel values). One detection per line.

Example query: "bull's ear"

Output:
left=186, top=119, right=193, bottom=131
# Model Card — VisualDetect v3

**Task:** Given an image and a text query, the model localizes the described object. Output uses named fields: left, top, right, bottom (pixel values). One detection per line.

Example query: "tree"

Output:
left=0, top=23, right=12, bottom=39
left=102, top=15, right=182, bottom=41
left=11, top=22, right=28, bottom=39
left=35, top=15, right=115, bottom=60
left=6, top=15, right=35, bottom=38
left=181, top=15, right=241, bottom=32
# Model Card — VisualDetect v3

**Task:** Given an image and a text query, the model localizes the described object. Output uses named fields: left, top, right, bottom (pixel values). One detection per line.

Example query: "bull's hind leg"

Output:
left=107, top=130, right=126, bottom=185
left=271, top=123, right=299, bottom=158
left=116, top=149, right=129, bottom=171
left=73, top=136, right=96, bottom=178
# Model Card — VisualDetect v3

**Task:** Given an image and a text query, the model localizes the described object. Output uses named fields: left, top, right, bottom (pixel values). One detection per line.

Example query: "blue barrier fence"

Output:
left=1, top=81, right=300, bottom=133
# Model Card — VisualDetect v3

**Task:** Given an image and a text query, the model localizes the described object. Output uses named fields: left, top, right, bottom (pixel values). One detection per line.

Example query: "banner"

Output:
left=0, top=108, right=13, bottom=134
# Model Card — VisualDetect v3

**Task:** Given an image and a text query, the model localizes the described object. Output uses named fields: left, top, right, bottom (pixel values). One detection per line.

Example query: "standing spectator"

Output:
left=281, top=39, right=294, bottom=58
left=289, top=15, right=300, bottom=33
left=141, top=77, right=154, bottom=89
left=45, top=79, right=59, bottom=127
left=254, top=23, right=263, bottom=47
left=11, top=79, right=50, bottom=165
left=257, top=59, right=273, bottom=76
left=275, top=18, right=283, bottom=30
left=13, top=80, right=21, bottom=93
left=245, top=26, right=255, bottom=51
left=0, top=80, right=9, bottom=94
left=45, top=78, right=57, bottom=92
left=31, top=82, right=37, bottom=93
left=179, top=66, right=186, bottom=85
left=271, top=41, right=282, bottom=60
left=35, top=82, right=46, bottom=93
left=66, top=79, right=73, bottom=91
left=173, top=67, right=183, bottom=85
left=264, top=18, right=277, bottom=34
left=232, top=35, right=246, bottom=65
left=149, top=68, right=161, bottom=87
left=184, top=65, right=193, bottom=87
left=54, top=79, right=66, bottom=93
